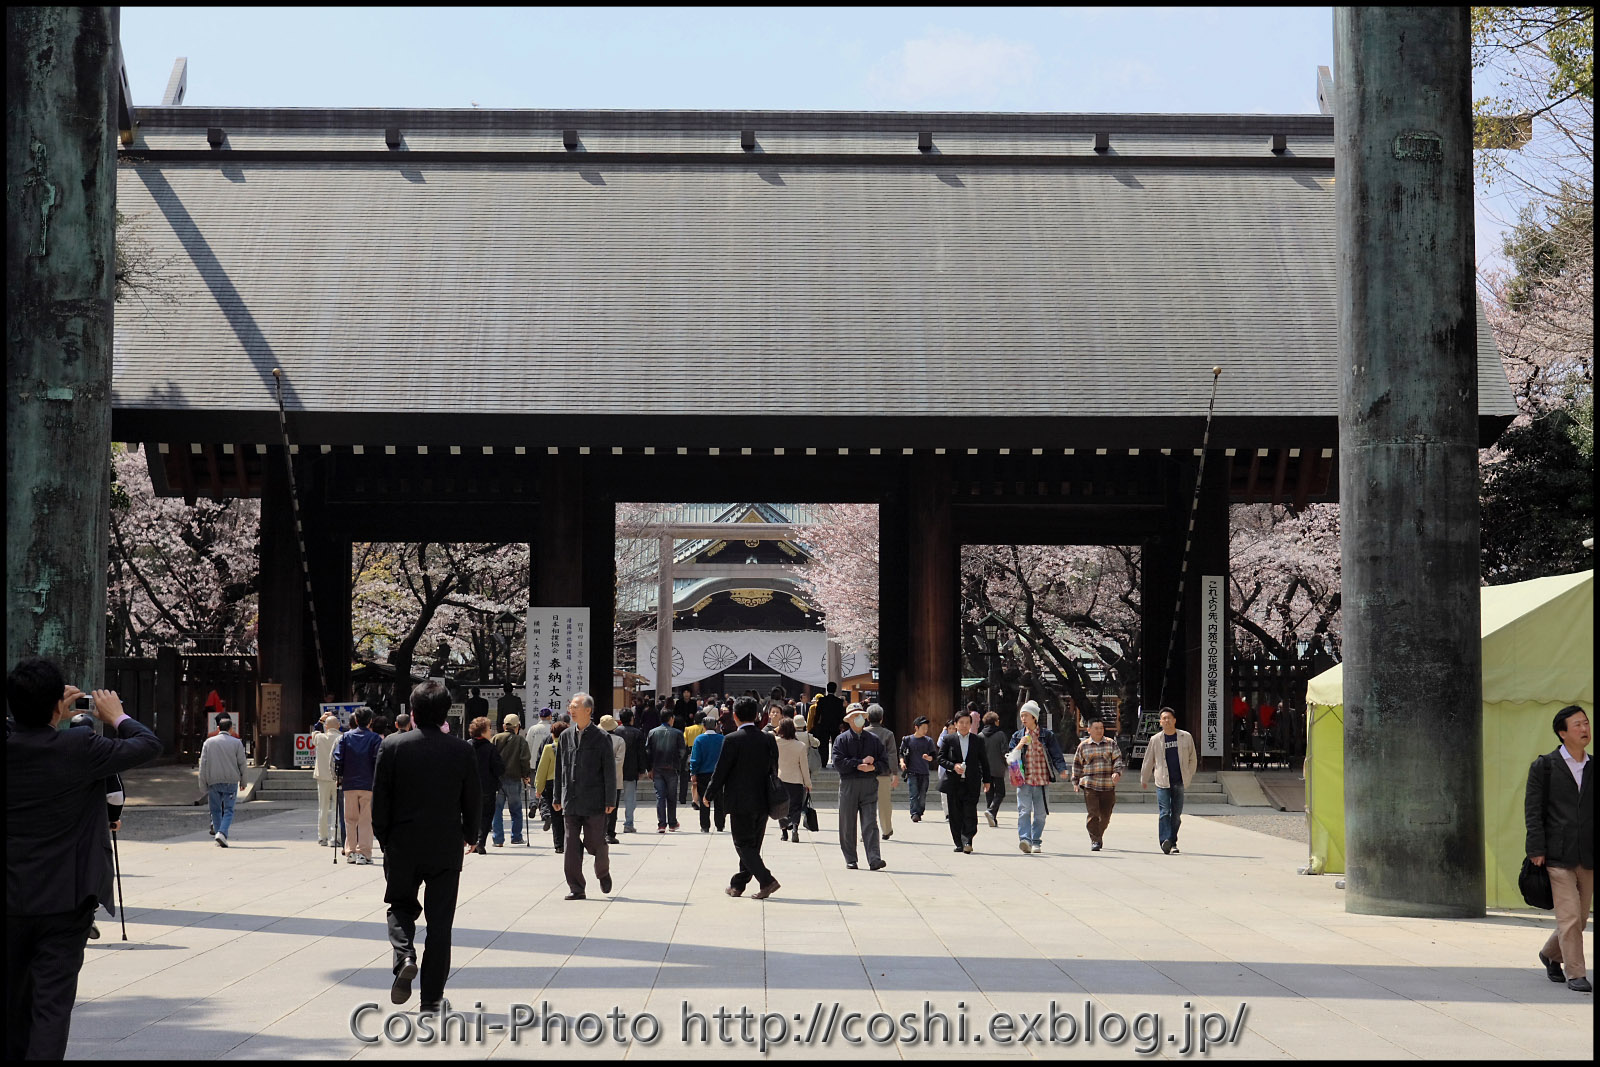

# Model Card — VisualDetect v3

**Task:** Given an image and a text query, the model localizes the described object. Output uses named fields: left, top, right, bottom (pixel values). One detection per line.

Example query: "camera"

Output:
left=73, top=695, right=94, bottom=714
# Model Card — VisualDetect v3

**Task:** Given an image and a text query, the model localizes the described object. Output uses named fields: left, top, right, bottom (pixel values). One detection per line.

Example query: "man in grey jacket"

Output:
left=552, top=693, right=617, bottom=899
left=864, top=705, right=899, bottom=840
left=1139, top=707, right=1197, bottom=855
left=198, top=715, right=248, bottom=847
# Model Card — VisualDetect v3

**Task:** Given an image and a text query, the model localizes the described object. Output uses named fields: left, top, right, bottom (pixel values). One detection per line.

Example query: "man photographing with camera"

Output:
left=6, top=657, right=161, bottom=1059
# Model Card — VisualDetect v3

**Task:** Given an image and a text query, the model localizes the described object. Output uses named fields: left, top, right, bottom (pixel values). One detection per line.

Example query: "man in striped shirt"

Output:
left=1071, top=717, right=1126, bottom=852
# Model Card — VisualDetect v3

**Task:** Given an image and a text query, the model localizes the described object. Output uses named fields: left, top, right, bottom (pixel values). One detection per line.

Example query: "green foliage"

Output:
left=109, top=442, right=131, bottom=511
left=1472, top=6, right=1594, bottom=105
left=1502, top=187, right=1593, bottom=308
left=1481, top=406, right=1596, bottom=583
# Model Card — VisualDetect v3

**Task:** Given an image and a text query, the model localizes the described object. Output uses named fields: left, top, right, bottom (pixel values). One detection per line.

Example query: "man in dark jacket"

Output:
left=939, top=710, right=991, bottom=853
left=813, top=683, right=847, bottom=764
left=7, top=659, right=161, bottom=1059
left=1526, top=705, right=1593, bottom=992
left=899, top=716, right=939, bottom=822
left=553, top=693, right=617, bottom=899
left=334, top=706, right=383, bottom=864
left=978, top=712, right=1010, bottom=828
left=616, top=709, right=646, bottom=833
left=372, top=679, right=480, bottom=1012
left=467, top=717, right=505, bottom=853
left=705, top=696, right=781, bottom=899
left=645, top=710, right=686, bottom=832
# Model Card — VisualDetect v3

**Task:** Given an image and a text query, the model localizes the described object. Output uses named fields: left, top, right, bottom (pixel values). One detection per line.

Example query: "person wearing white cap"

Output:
left=1006, top=701, right=1068, bottom=854
left=832, top=704, right=887, bottom=871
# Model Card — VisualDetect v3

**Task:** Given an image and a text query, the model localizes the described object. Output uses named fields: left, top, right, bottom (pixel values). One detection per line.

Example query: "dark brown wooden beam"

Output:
left=1292, top=447, right=1317, bottom=510
left=203, top=444, right=222, bottom=495
left=1270, top=448, right=1290, bottom=503
left=905, top=456, right=956, bottom=732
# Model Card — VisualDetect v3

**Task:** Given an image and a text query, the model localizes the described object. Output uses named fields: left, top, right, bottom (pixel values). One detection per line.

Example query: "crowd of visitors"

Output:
left=9, top=652, right=1590, bottom=1054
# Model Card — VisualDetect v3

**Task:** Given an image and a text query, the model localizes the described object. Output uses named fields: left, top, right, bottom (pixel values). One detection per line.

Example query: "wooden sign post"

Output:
left=259, top=683, right=283, bottom=766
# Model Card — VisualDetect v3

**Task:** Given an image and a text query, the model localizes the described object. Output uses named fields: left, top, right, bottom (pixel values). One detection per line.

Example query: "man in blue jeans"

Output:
left=198, top=715, right=248, bottom=847
left=899, top=716, right=938, bottom=821
left=489, top=714, right=532, bottom=846
left=1139, top=708, right=1197, bottom=854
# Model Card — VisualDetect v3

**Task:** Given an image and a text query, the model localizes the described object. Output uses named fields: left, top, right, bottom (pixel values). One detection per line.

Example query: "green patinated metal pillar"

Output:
left=1336, top=7, right=1484, bottom=917
left=6, top=7, right=119, bottom=685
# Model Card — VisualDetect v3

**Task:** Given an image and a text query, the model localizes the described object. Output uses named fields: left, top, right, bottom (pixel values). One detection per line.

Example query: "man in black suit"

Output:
left=7, top=658, right=161, bottom=1059
left=706, top=696, right=781, bottom=899
left=813, top=683, right=847, bottom=765
left=938, top=709, right=990, bottom=854
left=372, top=679, right=480, bottom=1012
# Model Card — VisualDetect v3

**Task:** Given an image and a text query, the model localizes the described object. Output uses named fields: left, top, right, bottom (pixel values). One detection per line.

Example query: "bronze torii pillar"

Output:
left=6, top=8, right=119, bottom=685
left=1336, top=6, right=1484, bottom=917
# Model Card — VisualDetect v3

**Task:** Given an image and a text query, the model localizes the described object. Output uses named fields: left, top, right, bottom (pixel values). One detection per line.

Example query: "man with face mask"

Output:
left=832, top=704, right=887, bottom=871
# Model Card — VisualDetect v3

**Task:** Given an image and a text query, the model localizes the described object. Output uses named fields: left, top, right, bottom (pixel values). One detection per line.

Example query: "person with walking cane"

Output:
left=68, top=712, right=128, bottom=940
left=312, top=712, right=340, bottom=846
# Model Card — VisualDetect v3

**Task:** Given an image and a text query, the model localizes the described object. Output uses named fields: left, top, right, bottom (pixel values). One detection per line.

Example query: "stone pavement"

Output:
left=66, top=803, right=1591, bottom=1060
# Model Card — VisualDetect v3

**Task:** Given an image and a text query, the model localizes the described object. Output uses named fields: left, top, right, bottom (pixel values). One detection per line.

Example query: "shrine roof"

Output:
left=111, top=107, right=1514, bottom=449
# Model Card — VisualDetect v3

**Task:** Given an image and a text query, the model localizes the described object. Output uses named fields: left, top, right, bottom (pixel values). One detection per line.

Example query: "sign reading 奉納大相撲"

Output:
left=525, top=607, right=590, bottom=716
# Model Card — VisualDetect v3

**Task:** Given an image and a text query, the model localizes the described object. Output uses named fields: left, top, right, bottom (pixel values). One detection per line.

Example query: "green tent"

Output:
left=1305, top=569, right=1593, bottom=908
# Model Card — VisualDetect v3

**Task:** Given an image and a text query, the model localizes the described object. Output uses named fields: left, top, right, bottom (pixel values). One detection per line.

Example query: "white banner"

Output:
left=526, top=607, right=592, bottom=716
left=635, top=630, right=870, bottom=688
left=1201, top=574, right=1225, bottom=759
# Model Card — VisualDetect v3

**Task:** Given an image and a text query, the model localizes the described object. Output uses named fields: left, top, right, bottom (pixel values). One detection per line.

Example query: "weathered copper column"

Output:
left=6, top=7, right=119, bottom=684
left=1336, top=6, right=1484, bottom=916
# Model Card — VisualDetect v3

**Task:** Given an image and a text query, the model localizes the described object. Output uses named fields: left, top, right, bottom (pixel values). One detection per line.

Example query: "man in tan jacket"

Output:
left=312, top=713, right=340, bottom=846
left=1139, top=708, right=1197, bottom=855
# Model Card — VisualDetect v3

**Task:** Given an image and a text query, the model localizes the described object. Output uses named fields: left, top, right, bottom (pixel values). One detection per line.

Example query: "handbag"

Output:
left=802, top=790, right=819, bottom=833
left=767, top=772, right=790, bottom=821
left=1519, top=857, right=1554, bottom=910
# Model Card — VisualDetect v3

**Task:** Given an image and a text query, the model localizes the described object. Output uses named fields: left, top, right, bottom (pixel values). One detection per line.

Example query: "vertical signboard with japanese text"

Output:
left=525, top=607, right=591, bottom=716
left=1201, top=574, right=1225, bottom=759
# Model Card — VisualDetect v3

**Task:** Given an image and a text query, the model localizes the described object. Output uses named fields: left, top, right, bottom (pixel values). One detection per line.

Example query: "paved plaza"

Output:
left=66, top=802, right=1591, bottom=1060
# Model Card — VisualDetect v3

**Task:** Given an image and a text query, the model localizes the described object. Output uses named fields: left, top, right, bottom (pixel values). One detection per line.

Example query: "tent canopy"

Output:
left=1305, top=569, right=1593, bottom=908
left=1306, top=568, right=1593, bottom=708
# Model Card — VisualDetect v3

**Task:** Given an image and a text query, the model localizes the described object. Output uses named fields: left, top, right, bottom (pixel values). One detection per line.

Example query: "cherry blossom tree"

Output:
left=960, top=543, right=1142, bottom=726
left=795, top=503, right=880, bottom=651
left=106, top=444, right=260, bottom=655
left=1228, top=503, right=1342, bottom=661
left=350, top=540, right=529, bottom=704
